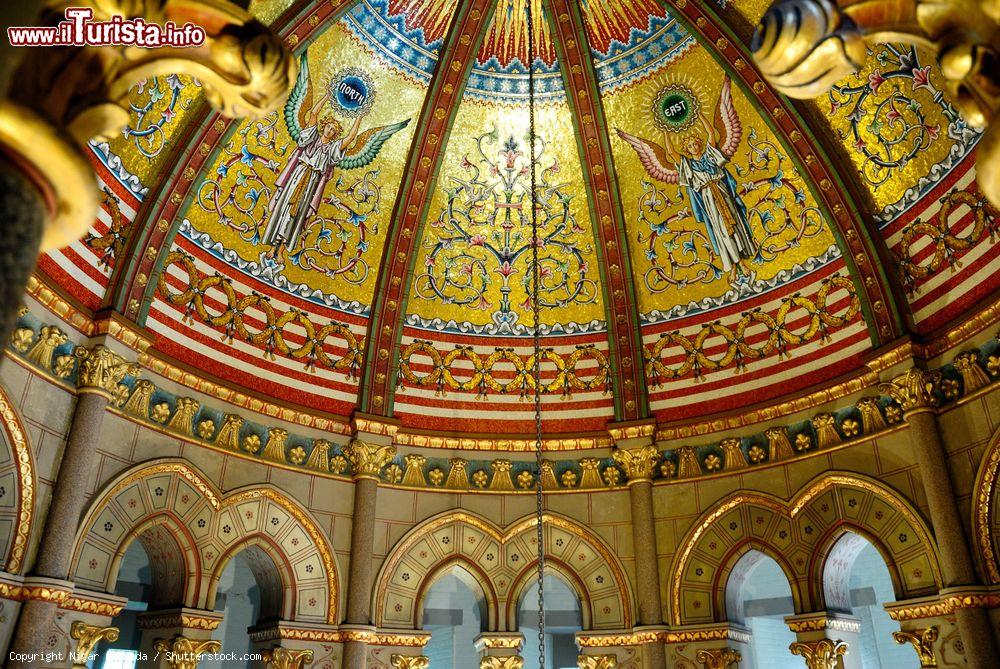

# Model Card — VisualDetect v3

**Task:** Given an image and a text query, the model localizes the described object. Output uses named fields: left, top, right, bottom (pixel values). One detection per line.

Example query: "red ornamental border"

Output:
left=546, top=0, right=647, bottom=421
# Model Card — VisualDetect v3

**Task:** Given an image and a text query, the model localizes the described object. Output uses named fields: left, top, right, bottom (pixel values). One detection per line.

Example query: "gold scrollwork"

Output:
left=75, top=345, right=140, bottom=397
left=70, top=622, right=119, bottom=667
left=391, top=655, right=430, bottom=669
left=789, top=639, right=849, bottom=669
left=480, top=658, right=523, bottom=669
left=892, top=626, right=938, bottom=668
left=344, top=440, right=396, bottom=479
left=577, top=655, right=617, bottom=669
left=152, top=636, right=222, bottom=669
left=263, top=647, right=315, bottom=669
left=695, top=648, right=741, bottom=669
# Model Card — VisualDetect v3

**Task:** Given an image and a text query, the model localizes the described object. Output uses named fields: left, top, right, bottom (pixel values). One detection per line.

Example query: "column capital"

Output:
left=74, top=344, right=139, bottom=397
left=695, top=648, right=741, bottom=669
left=577, top=655, right=617, bottom=669
left=344, top=439, right=396, bottom=480
left=70, top=622, right=119, bottom=667
left=152, top=636, right=222, bottom=669
left=788, top=639, right=848, bottom=669
left=262, top=647, right=315, bottom=669
left=892, top=627, right=938, bottom=668
left=612, top=445, right=659, bottom=483
left=480, top=659, right=522, bottom=669
left=879, top=367, right=940, bottom=414
left=390, top=655, right=429, bottom=669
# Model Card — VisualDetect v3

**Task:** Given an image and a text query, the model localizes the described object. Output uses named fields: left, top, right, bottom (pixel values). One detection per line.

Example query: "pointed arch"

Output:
left=972, top=423, right=1000, bottom=584
left=69, top=458, right=340, bottom=623
left=374, top=510, right=633, bottom=631
left=671, top=471, right=941, bottom=625
left=0, top=382, right=36, bottom=574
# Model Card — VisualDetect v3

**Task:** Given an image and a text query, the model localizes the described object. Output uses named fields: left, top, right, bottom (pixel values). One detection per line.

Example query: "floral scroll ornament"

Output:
left=413, top=128, right=597, bottom=333
left=751, top=0, right=1000, bottom=208
left=123, top=74, right=201, bottom=159
left=827, top=45, right=972, bottom=189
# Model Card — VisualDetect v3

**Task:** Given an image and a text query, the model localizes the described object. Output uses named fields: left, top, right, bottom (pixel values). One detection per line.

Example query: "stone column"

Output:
left=137, top=607, right=223, bottom=668
left=612, top=438, right=666, bottom=669
left=475, top=632, right=524, bottom=669
left=7, top=345, right=137, bottom=668
left=784, top=612, right=861, bottom=669
left=341, top=438, right=396, bottom=669
left=881, top=368, right=1000, bottom=668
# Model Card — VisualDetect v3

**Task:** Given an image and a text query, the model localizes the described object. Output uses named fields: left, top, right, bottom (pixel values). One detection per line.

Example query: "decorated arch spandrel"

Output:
left=373, top=510, right=633, bottom=632
left=68, top=459, right=339, bottom=623
left=0, top=383, right=36, bottom=574
left=670, top=472, right=941, bottom=626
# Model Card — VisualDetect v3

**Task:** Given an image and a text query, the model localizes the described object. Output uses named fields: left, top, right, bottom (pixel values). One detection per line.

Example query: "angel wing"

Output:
left=714, top=75, right=742, bottom=159
left=283, top=52, right=313, bottom=142
left=615, top=129, right=679, bottom=184
left=340, top=119, right=411, bottom=170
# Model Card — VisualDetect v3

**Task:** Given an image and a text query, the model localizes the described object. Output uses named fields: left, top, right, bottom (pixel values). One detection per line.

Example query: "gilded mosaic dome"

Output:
left=33, top=0, right=989, bottom=448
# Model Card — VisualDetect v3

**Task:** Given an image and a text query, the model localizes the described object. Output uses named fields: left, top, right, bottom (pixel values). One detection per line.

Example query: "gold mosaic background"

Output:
left=604, top=46, right=840, bottom=316
left=808, top=45, right=967, bottom=212
left=248, top=0, right=297, bottom=25
left=406, top=97, right=607, bottom=328
left=105, top=74, right=204, bottom=188
left=178, top=22, right=433, bottom=309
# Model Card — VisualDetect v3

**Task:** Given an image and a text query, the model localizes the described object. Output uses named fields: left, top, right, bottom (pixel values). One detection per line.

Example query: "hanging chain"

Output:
left=526, top=1, right=545, bottom=667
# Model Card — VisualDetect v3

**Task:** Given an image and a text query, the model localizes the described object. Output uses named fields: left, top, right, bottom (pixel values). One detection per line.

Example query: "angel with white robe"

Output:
left=262, top=53, right=409, bottom=259
left=617, top=76, right=756, bottom=283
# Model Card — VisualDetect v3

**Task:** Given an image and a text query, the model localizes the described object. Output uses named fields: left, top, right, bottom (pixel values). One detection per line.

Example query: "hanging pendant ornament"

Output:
left=526, top=2, right=545, bottom=668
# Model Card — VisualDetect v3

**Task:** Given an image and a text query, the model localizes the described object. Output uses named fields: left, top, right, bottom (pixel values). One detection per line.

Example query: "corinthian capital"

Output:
left=74, top=345, right=139, bottom=396
left=789, top=639, right=848, bottom=669
left=612, top=445, right=659, bottom=483
left=391, top=655, right=429, bottom=669
left=344, top=440, right=396, bottom=479
left=4, top=0, right=296, bottom=250
left=879, top=368, right=940, bottom=413
left=263, top=647, right=315, bottom=669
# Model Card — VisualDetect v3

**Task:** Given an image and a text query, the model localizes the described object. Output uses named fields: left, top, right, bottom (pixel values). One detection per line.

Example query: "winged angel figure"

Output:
left=617, top=76, right=756, bottom=282
left=262, top=53, right=409, bottom=259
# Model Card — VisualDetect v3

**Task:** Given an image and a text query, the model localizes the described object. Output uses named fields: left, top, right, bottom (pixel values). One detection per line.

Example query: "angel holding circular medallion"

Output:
left=617, top=76, right=761, bottom=287
left=261, top=54, right=410, bottom=270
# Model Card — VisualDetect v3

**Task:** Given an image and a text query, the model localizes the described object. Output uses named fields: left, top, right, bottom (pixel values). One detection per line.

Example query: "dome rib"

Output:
left=651, top=0, right=906, bottom=346
left=358, top=0, right=502, bottom=415
left=546, top=0, right=648, bottom=422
